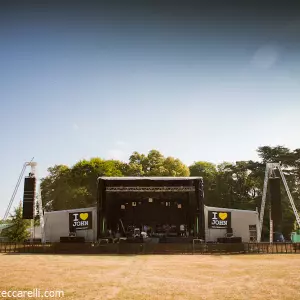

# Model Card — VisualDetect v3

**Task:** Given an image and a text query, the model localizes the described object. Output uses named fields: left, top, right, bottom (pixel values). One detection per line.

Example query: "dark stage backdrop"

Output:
left=105, top=194, right=191, bottom=231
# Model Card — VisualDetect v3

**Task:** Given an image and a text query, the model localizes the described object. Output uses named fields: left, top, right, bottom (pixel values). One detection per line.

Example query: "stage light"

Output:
left=149, top=198, right=153, bottom=202
left=121, top=205, right=125, bottom=210
left=132, top=202, right=136, bottom=206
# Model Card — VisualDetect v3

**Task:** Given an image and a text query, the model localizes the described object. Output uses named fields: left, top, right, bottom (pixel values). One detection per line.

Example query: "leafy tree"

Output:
left=41, top=159, right=126, bottom=210
left=3, top=206, right=30, bottom=242
left=161, top=157, right=190, bottom=176
left=257, top=146, right=291, bottom=164
left=129, top=151, right=149, bottom=174
left=189, top=161, right=218, bottom=205
left=40, top=165, right=73, bottom=211
left=128, top=150, right=189, bottom=176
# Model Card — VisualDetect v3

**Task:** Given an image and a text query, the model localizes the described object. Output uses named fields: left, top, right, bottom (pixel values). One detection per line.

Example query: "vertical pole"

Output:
left=258, top=164, right=270, bottom=242
left=37, top=186, right=45, bottom=244
left=187, top=192, right=192, bottom=237
left=97, top=179, right=101, bottom=240
left=195, top=180, right=199, bottom=237
left=30, top=219, right=34, bottom=240
left=270, top=217, right=273, bottom=244
left=200, top=179, right=205, bottom=240
left=30, top=163, right=37, bottom=243
left=194, top=179, right=205, bottom=240
left=97, top=179, right=106, bottom=240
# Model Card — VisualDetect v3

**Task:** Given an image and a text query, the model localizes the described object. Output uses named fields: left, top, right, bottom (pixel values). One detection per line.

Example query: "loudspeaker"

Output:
left=269, top=177, right=282, bottom=231
left=22, top=176, right=36, bottom=219
left=227, top=228, right=233, bottom=234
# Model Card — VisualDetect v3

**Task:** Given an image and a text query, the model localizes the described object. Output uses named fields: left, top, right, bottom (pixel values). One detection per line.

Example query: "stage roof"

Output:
left=205, top=206, right=258, bottom=214
left=99, top=177, right=202, bottom=181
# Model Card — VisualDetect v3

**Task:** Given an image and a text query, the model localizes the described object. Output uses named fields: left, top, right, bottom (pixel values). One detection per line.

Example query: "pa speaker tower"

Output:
left=269, top=177, right=282, bottom=232
left=22, top=176, right=36, bottom=219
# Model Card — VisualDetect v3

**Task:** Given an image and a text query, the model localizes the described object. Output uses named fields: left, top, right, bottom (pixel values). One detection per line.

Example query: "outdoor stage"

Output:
left=97, top=177, right=205, bottom=242
left=42, top=176, right=259, bottom=244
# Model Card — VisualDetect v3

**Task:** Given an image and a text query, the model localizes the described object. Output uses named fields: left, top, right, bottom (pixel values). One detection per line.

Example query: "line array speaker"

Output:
left=269, top=177, right=282, bottom=231
left=22, top=176, right=36, bottom=219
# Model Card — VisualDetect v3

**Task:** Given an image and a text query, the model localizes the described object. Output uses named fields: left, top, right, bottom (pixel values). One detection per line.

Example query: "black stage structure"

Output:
left=97, top=177, right=205, bottom=241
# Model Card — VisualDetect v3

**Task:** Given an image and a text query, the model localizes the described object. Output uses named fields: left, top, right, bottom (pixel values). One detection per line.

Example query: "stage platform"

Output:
left=158, top=236, right=194, bottom=244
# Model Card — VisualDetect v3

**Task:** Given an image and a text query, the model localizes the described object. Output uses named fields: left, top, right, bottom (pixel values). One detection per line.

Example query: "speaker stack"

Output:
left=269, top=177, right=282, bottom=232
left=22, top=176, right=36, bottom=219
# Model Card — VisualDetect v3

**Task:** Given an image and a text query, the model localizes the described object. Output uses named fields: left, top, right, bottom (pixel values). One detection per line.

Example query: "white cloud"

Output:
left=251, top=45, right=280, bottom=70
left=72, top=123, right=79, bottom=130
left=107, top=149, right=127, bottom=161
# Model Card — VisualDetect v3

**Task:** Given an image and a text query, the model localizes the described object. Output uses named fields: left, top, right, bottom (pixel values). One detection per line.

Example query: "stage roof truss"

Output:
left=105, top=186, right=195, bottom=192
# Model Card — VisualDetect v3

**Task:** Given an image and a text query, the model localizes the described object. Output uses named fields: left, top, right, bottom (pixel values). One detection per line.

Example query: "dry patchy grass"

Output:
left=0, top=254, right=299, bottom=300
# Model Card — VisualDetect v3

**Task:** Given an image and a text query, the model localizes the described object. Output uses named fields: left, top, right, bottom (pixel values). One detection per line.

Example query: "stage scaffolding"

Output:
left=97, top=177, right=205, bottom=241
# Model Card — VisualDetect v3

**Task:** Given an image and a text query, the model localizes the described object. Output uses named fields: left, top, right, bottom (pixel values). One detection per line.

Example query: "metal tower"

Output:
left=3, top=159, right=45, bottom=243
left=258, top=162, right=300, bottom=242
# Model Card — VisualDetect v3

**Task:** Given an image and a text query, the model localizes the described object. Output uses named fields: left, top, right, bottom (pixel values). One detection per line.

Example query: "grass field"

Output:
left=0, top=254, right=299, bottom=300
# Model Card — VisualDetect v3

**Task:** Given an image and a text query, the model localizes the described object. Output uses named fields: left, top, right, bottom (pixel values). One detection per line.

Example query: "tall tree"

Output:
left=3, top=206, right=30, bottom=242
left=41, top=159, right=126, bottom=210
left=40, top=165, right=73, bottom=211
left=189, top=161, right=218, bottom=205
left=128, top=150, right=189, bottom=176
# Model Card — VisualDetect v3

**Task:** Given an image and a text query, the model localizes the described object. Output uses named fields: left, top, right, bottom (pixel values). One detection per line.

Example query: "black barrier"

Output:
left=1, top=242, right=300, bottom=255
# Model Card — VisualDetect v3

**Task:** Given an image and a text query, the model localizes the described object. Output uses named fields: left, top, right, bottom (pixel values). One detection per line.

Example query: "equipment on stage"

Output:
left=225, top=228, right=234, bottom=238
left=217, top=237, right=242, bottom=243
left=60, top=236, right=85, bottom=243
left=133, top=228, right=141, bottom=238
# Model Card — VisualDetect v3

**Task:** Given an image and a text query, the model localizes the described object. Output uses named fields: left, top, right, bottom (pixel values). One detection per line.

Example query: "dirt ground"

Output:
left=0, top=254, right=299, bottom=300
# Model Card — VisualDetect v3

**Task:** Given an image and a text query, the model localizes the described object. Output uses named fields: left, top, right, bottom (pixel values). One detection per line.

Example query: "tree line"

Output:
left=40, top=146, right=300, bottom=238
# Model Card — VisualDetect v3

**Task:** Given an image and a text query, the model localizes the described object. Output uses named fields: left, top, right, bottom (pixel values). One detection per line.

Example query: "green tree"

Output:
left=128, top=150, right=189, bottom=176
left=41, top=159, right=126, bottom=210
left=161, top=157, right=190, bottom=176
left=40, top=165, right=73, bottom=211
left=189, top=161, right=218, bottom=205
left=257, top=146, right=291, bottom=165
left=3, top=206, right=30, bottom=242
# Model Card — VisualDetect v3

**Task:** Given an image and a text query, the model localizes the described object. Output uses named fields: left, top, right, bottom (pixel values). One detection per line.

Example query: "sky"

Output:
left=0, top=1, right=300, bottom=217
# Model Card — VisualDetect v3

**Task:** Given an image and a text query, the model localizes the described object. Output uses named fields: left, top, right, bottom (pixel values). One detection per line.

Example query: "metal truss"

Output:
left=257, top=162, right=300, bottom=243
left=105, top=186, right=195, bottom=192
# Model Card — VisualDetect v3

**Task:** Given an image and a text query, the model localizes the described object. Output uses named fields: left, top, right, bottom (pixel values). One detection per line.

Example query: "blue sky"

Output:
left=1, top=2, right=300, bottom=217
